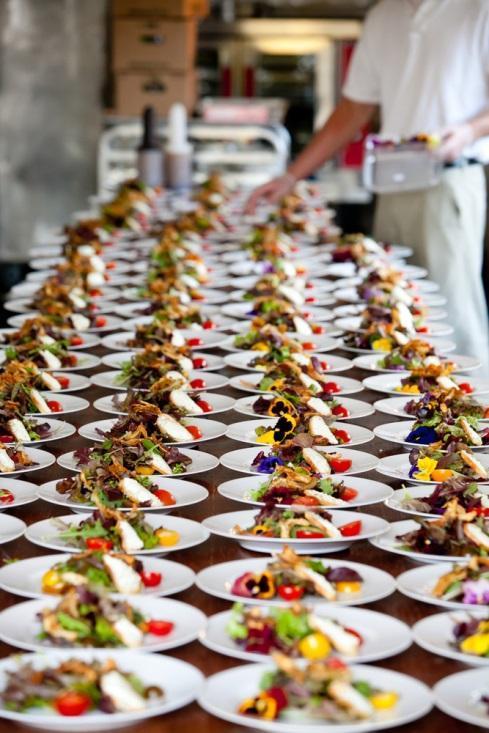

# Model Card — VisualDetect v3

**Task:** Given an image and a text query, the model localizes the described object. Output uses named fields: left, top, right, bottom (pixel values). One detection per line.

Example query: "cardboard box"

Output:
left=113, top=70, right=197, bottom=116
left=112, top=0, right=209, bottom=18
left=112, top=18, right=196, bottom=72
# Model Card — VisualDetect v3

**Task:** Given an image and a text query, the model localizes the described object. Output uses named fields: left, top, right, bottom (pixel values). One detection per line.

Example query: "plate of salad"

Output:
left=413, top=610, right=489, bottom=666
left=397, top=558, right=489, bottom=611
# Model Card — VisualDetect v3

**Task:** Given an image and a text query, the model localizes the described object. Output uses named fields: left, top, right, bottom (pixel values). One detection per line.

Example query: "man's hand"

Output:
left=438, top=122, right=475, bottom=162
left=244, top=173, right=297, bottom=214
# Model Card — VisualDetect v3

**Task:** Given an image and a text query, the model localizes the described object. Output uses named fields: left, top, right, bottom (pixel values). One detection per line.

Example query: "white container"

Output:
left=363, top=135, right=442, bottom=193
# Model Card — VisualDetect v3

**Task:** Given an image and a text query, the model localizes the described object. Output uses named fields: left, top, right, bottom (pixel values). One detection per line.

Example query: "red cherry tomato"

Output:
left=66, top=354, right=78, bottom=367
left=459, top=382, right=474, bottom=394
left=293, top=495, right=320, bottom=506
left=296, top=530, right=326, bottom=539
left=312, top=325, right=325, bottom=335
left=333, top=429, right=351, bottom=444
left=192, top=357, right=207, bottom=369
left=329, top=457, right=352, bottom=473
left=195, top=399, right=212, bottom=413
left=474, top=507, right=489, bottom=516
left=301, top=341, right=316, bottom=351
left=54, top=691, right=91, bottom=717
left=266, top=687, right=289, bottom=714
left=147, top=619, right=174, bottom=636
left=190, top=378, right=206, bottom=390
left=154, top=489, right=176, bottom=506
left=187, top=425, right=203, bottom=440
left=202, top=320, right=215, bottom=330
left=56, top=376, right=70, bottom=389
left=140, top=571, right=162, bottom=587
left=0, top=435, right=12, bottom=443
left=0, top=490, right=14, bottom=504
left=344, top=626, right=364, bottom=643
left=339, top=520, right=362, bottom=537
left=305, top=297, right=316, bottom=303
left=277, top=584, right=304, bottom=601
left=320, top=361, right=330, bottom=371
left=327, top=657, right=348, bottom=671
left=322, top=382, right=340, bottom=394
left=305, top=282, right=314, bottom=289
left=302, top=311, right=311, bottom=319
left=94, top=316, right=107, bottom=328
left=340, top=487, right=359, bottom=502
left=85, top=537, right=113, bottom=551
left=417, top=326, right=429, bottom=334
left=89, top=289, right=102, bottom=297
left=46, top=400, right=63, bottom=413
left=187, top=337, right=203, bottom=347
left=70, top=336, right=83, bottom=346
left=332, top=405, right=349, bottom=418
left=105, top=261, right=116, bottom=270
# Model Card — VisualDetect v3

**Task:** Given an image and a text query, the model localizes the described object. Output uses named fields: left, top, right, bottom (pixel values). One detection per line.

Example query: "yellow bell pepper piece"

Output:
left=136, top=465, right=154, bottom=475
left=336, top=581, right=362, bottom=593
left=370, top=692, right=399, bottom=710
left=298, top=632, right=331, bottom=660
left=251, top=342, right=269, bottom=352
left=156, top=528, right=180, bottom=547
left=41, top=569, right=64, bottom=594
left=460, top=633, right=489, bottom=656
left=372, top=338, right=392, bottom=352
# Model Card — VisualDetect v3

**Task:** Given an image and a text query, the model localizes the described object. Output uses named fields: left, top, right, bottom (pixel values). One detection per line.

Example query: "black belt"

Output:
left=444, top=157, right=480, bottom=169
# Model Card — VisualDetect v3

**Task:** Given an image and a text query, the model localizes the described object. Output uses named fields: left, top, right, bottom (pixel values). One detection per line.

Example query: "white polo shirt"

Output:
left=343, top=0, right=489, bottom=161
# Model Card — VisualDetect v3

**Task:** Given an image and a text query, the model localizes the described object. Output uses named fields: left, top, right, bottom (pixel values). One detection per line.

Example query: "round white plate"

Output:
left=123, top=313, right=237, bottom=332
left=334, top=286, right=446, bottom=307
left=0, top=649, right=203, bottom=732
left=202, top=508, right=388, bottom=554
left=413, top=610, right=489, bottom=666
left=0, top=328, right=101, bottom=350
left=0, top=447, right=55, bottom=476
left=233, top=395, right=375, bottom=421
left=78, top=416, right=227, bottom=446
left=220, top=446, right=378, bottom=476
left=353, top=353, right=481, bottom=373
left=25, top=513, right=210, bottom=555
left=7, top=312, right=124, bottom=333
left=228, top=320, right=342, bottom=337
left=93, top=391, right=235, bottom=417
left=38, top=476, right=208, bottom=513
left=218, top=474, right=393, bottom=509
left=101, top=329, right=228, bottom=351
left=229, top=289, right=336, bottom=307
left=228, top=372, right=364, bottom=396
left=230, top=275, right=336, bottom=291
left=31, top=372, right=90, bottom=393
left=0, top=351, right=99, bottom=372
left=23, top=393, right=90, bottom=416
left=198, top=662, right=432, bottom=733
left=122, top=287, right=228, bottom=305
left=0, top=417, right=75, bottom=445
left=383, top=484, right=483, bottom=518
left=8, top=282, right=121, bottom=301
left=363, top=373, right=489, bottom=397
left=397, top=562, right=489, bottom=611
left=339, top=337, right=456, bottom=355
left=221, top=302, right=335, bottom=323
left=196, top=556, right=396, bottom=607
left=0, top=553, right=195, bottom=599
left=0, top=513, right=26, bottom=544
left=333, top=303, right=447, bottom=322
left=57, top=447, right=219, bottom=477
left=201, top=604, right=411, bottom=664
left=223, top=351, right=353, bottom=373
left=335, top=316, right=454, bottom=338
left=219, top=333, right=341, bottom=354
left=434, top=667, right=489, bottom=730
left=376, top=452, right=489, bottom=485
left=225, top=419, right=374, bottom=448
left=3, top=298, right=118, bottom=315
left=91, top=369, right=229, bottom=392
left=374, top=419, right=489, bottom=450
left=0, top=478, right=38, bottom=510
left=101, top=350, right=224, bottom=372
left=373, top=395, right=489, bottom=423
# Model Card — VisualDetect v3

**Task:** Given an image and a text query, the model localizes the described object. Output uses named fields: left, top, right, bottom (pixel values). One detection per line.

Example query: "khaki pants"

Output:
left=374, top=165, right=489, bottom=375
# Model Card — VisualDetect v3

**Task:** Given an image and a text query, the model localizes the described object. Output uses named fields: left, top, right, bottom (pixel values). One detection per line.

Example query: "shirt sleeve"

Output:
left=342, top=8, right=381, bottom=104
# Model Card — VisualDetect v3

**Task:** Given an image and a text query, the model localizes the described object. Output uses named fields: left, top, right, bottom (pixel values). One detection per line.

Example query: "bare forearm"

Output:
left=468, top=107, right=489, bottom=140
left=287, top=97, right=376, bottom=180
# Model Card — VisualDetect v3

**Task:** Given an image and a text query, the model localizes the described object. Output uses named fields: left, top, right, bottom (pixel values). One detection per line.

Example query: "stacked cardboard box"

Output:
left=111, top=0, right=208, bottom=115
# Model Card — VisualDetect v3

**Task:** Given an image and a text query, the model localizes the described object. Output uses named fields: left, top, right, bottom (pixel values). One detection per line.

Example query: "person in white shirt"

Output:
left=246, top=0, right=489, bottom=371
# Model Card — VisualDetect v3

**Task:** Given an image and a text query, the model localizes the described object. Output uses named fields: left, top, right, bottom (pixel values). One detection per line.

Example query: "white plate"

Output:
left=376, top=452, right=489, bottom=485
left=0, top=328, right=101, bottom=350
left=339, top=337, right=456, bottom=355
left=229, top=289, right=336, bottom=307
left=25, top=513, right=210, bottom=555
left=233, top=395, right=375, bottom=421
left=0, top=478, right=38, bottom=510
left=397, top=562, right=489, bottom=610
left=229, top=275, right=336, bottom=291
left=333, top=303, right=447, bottom=321
left=223, top=351, right=353, bottom=373
left=0, top=351, right=100, bottom=372
left=101, top=350, right=224, bottom=372
left=0, top=417, right=75, bottom=445
left=383, top=484, right=483, bottom=518
left=373, top=395, right=489, bottom=423
left=0, top=596, right=206, bottom=653
left=198, top=662, right=432, bottom=733
left=374, top=419, right=489, bottom=451
left=0, top=513, right=27, bottom=544
left=7, top=312, right=124, bottom=333
left=101, top=329, right=228, bottom=351
left=228, top=372, right=364, bottom=396
left=225, top=419, right=374, bottom=448
left=196, top=556, right=396, bottom=606
left=78, top=417, right=227, bottom=446
left=227, top=261, right=333, bottom=278
left=93, top=391, right=235, bottom=417
left=221, top=302, right=335, bottom=323
left=201, top=605, right=411, bottom=664
left=353, top=353, right=481, bottom=373
left=57, top=447, right=219, bottom=477
left=123, top=313, right=237, bottom=332
left=38, top=476, right=209, bottom=513
left=218, top=474, right=393, bottom=509
left=330, top=262, right=428, bottom=280
left=335, top=316, right=454, bottom=338
left=228, top=320, right=342, bottom=338
left=219, top=333, right=341, bottom=354
left=23, top=393, right=90, bottom=416
left=413, top=610, right=489, bottom=666
left=0, top=447, right=55, bottom=476
left=122, top=287, right=228, bottom=305
left=91, top=369, right=229, bottom=392
left=202, top=508, right=388, bottom=554
left=0, top=553, right=195, bottom=599
left=3, top=299, right=118, bottom=315
left=220, top=446, right=378, bottom=476
left=334, top=286, right=446, bottom=306
left=434, top=667, right=489, bottom=730
left=24, top=372, right=90, bottom=393
left=363, top=373, right=489, bottom=397
left=0, top=649, right=203, bottom=732
left=8, top=282, right=121, bottom=301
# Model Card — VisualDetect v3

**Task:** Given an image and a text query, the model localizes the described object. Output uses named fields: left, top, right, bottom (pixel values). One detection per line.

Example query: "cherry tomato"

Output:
left=140, top=571, right=162, bottom=587
left=190, top=378, right=206, bottom=390
left=302, top=311, right=311, bottom=319
left=277, top=584, right=304, bottom=601
left=86, top=537, right=113, bottom=551
left=312, top=325, right=325, bottom=335
left=0, top=490, right=14, bottom=504
left=332, top=405, right=349, bottom=418
left=293, top=496, right=320, bottom=506
left=327, top=657, right=348, bottom=671
left=322, top=382, right=340, bottom=394
left=459, top=382, right=474, bottom=394
left=340, top=520, right=362, bottom=537
left=94, top=316, right=107, bottom=328
left=305, top=282, right=314, bottom=289
left=344, top=627, right=363, bottom=643
left=89, top=289, right=102, bottom=297
left=187, top=337, right=203, bottom=347
left=70, top=336, right=84, bottom=346
left=192, top=357, right=207, bottom=369
left=46, top=400, right=62, bottom=413
left=296, top=530, right=326, bottom=539
left=147, top=619, right=174, bottom=636
left=0, top=435, right=12, bottom=444
left=320, top=361, right=330, bottom=371
left=474, top=507, right=489, bottom=517
left=340, top=487, right=358, bottom=502
left=57, top=375, right=70, bottom=389
left=195, top=399, right=212, bottom=413
left=417, top=326, right=429, bottom=334
left=202, top=320, right=215, bottom=330
left=187, top=425, right=203, bottom=440
left=54, top=691, right=91, bottom=717
left=154, top=489, right=176, bottom=506
left=305, top=297, right=316, bottom=303
left=302, top=341, right=316, bottom=351
left=105, top=261, right=116, bottom=270
left=333, top=429, right=351, bottom=444
left=329, top=457, right=352, bottom=473
left=88, top=303, right=98, bottom=312
left=66, top=354, right=78, bottom=367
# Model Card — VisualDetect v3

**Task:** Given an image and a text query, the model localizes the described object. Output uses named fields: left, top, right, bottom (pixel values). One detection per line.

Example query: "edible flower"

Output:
left=413, top=456, right=438, bottom=481
left=372, top=338, right=392, bottom=352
